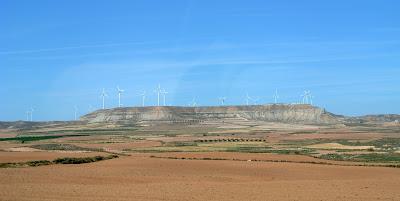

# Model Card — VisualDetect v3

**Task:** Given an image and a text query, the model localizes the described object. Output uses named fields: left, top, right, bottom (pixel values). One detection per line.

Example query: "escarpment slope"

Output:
left=80, top=104, right=340, bottom=124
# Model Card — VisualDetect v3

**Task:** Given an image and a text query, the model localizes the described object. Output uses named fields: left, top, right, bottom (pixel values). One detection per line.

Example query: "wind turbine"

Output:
left=161, top=89, right=168, bottom=106
left=140, top=91, right=146, bottom=107
left=301, top=90, right=313, bottom=105
left=117, top=86, right=125, bottom=107
left=273, top=89, right=279, bottom=104
left=301, top=91, right=307, bottom=104
left=154, top=84, right=162, bottom=106
left=245, top=93, right=252, bottom=106
left=252, top=97, right=260, bottom=105
left=30, top=107, right=34, bottom=121
left=308, top=91, right=314, bottom=105
left=74, top=106, right=78, bottom=121
left=100, top=88, right=108, bottom=109
left=218, top=97, right=226, bottom=106
left=189, top=98, right=197, bottom=107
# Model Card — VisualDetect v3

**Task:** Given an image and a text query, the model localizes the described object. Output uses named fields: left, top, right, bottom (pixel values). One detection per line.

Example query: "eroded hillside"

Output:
left=80, top=104, right=341, bottom=124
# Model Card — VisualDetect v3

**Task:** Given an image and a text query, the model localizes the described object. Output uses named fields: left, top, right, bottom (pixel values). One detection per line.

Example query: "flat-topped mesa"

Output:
left=80, top=104, right=340, bottom=124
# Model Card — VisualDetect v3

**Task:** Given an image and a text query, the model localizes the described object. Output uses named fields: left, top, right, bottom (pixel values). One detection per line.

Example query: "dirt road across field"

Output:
left=1, top=155, right=399, bottom=201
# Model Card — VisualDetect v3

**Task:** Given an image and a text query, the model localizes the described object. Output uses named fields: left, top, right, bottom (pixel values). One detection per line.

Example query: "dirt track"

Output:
left=1, top=155, right=399, bottom=201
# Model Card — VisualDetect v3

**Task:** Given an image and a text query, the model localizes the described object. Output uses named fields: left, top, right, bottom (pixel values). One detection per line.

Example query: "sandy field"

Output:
left=0, top=155, right=400, bottom=201
left=0, top=133, right=18, bottom=138
left=307, top=143, right=375, bottom=150
left=74, top=140, right=163, bottom=150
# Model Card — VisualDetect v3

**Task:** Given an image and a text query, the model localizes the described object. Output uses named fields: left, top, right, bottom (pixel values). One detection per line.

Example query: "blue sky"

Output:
left=1, top=0, right=399, bottom=121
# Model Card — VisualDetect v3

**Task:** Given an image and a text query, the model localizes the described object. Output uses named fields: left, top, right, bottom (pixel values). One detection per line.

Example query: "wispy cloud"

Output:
left=3, top=39, right=399, bottom=56
left=7, top=39, right=400, bottom=65
left=0, top=40, right=166, bottom=55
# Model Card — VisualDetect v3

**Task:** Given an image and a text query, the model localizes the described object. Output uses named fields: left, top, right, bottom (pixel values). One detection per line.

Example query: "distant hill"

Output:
left=80, top=104, right=341, bottom=124
left=0, top=121, right=41, bottom=130
left=2, top=105, right=398, bottom=130
left=351, top=114, right=400, bottom=124
left=0, top=121, right=84, bottom=130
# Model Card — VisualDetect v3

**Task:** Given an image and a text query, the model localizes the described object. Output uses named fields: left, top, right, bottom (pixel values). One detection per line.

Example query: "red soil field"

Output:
left=1, top=155, right=399, bottom=201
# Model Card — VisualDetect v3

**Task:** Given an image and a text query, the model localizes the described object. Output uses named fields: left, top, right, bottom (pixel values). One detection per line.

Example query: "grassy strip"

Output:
left=318, top=153, right=400, bottom=163
left=0, top=134, right=88, bottom=143
left=34, top=128, right=138, bottom=134
left=337, top=138, right=400, bottom=149
left=167, top=141, right=198, bottom=147
left=31, top=144, right=130, bottom=157
left=225, top=147, right=316, bottom=155
left=126, top=146, right=316, bottom=155
left=30, top=144, right=101, bottom=152
left=281, top=138, right=400, bottom=149
left=150, top=156, right=400, bottom=168
left=0, top=155, right=118, bottom=168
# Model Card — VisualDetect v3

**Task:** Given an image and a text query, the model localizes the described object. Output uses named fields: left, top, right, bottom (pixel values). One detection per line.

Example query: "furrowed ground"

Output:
left=0, top=119, right=399, bottom=201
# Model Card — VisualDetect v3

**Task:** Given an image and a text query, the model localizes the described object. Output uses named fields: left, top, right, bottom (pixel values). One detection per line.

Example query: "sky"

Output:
left=1, top=0, right=400, bottom=121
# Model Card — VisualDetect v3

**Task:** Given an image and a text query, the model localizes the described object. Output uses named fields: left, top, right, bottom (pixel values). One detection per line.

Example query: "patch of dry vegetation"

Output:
left=0, top=155, right=119, bottom=168
left=30, top=144, right=101, bottom=152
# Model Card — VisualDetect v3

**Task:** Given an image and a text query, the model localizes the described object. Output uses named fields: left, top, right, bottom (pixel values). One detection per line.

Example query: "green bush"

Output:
left=0, top=155, right=119, bottom=168
left=0, top=160, right=52, bottom=168
left=53, top=155, right=118, bottom=164
left=319, top=153, right=349, bottom=161
left=26, top=160, right=52, bottom=167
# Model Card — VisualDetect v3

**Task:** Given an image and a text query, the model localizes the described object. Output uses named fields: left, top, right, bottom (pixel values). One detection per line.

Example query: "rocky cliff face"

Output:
left=80, top=104, right=341, bottom=124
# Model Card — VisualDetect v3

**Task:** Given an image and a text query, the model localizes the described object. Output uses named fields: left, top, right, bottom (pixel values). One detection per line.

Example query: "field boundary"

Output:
left=149, top=155, right=400, bottom=169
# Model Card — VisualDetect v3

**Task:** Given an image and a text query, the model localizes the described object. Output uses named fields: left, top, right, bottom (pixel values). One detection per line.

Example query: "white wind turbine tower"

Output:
left=117, top=86, right=125, bottom=108
left=245, top=93, right=253, bottom=106
left=74, top=106, right=78, bottom=121
left=273, top=89, right=280, bottom=104
left=30, top=107, right=34, bottom=121
left=301, top=90, right=313, bottom=105
left=301, top=91, right=307, bottom=104
left=154, top=84, right=162, bottom=106
left=161, top=89, right=168, bottom=106
left=189, top=98, right=197, bottom=107
left=100, top=88, right=108, bottom=109
left=308, top=91, right=314, bottom=105
left=218, top=97, right=226, bottom=106
left=140, top=91, right=146, bottom=107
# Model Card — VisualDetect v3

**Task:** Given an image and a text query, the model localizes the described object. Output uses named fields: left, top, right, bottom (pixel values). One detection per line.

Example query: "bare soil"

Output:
left=0, top=155, right=399, bottom=201
left=1, top=120, right=399, bottom=200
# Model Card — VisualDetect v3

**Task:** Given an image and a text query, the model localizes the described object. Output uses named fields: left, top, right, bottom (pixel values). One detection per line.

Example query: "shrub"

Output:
left=0, top=160, right=52, bottom=168
left=26, top=160, right=52, bottom=167
left=53, top=155, right=118, bottom=164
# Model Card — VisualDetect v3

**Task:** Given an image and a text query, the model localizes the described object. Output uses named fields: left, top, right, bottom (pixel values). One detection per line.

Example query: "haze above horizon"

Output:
left=1, top=0, right=399, bottom=121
